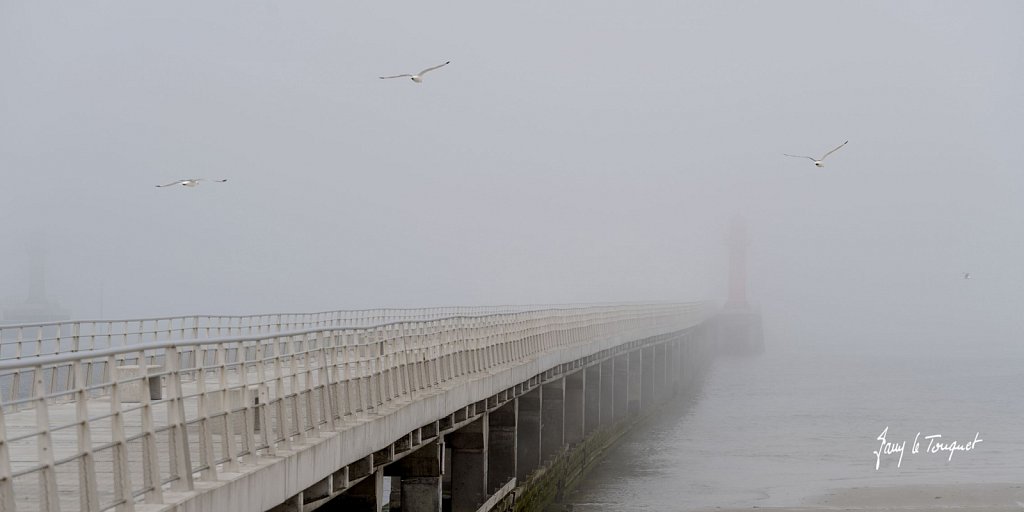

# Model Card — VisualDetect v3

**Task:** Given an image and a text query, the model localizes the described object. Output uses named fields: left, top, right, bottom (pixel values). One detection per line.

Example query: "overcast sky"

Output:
left=2, top=1, right=1021, bottom=354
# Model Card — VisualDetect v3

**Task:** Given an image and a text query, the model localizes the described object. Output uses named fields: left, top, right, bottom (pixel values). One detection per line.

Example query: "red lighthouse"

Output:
left=715, top=216, right=764, bottom=354
left=726, top=216, right=749, bottom=308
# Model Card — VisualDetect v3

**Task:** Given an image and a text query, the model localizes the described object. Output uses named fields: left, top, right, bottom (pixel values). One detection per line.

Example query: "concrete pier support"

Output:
left=516, top=387, right=542, bottom=481
left=671, top=338, right=683, bottom=392
left=672, top=341, right=680, bottom=391
left=326, top=469, right=384, bottom=510
left=641, top=346, right=655, bottom=410
left=583, top=364, right=601, bottom=434
left=682, top=335, right=692, bottom=386
left=653, top=343, right=667, bottom=401
left=487, top=401, right=516, bottom=493
left=448, top=416, right=488, bottom=512
left=540, top=379, right=564, bottom=462
left=599, top=359, right=615, bottom=425
left=563, top=371, right=585, bottom=445
left=613, top=354, right=629, bottom=419
left=384, top=440, right=443, bottom=512
left=627, top=350, right=642, bottom=414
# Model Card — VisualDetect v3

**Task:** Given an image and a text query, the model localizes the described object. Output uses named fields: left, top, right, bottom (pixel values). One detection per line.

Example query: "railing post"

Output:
left=165, top=346, right=195, bottom=492
left=125, top=352, right=162, bottom=505
left=318, top=335, right=337, bottom=432
left=32, top=365, right=60, bottom=512
left=194, top=346, right=218, bottom=482
left=73, top=360, right=101, bottom=512
left=272, top=339, right=291, bottom=452
left=255, top=342, right=275, bottom=457
left=304, top=332, right=320, bottom=439
left=0, top=395, right=16, bottom=512
left=217, top=342, right=240, bottom=473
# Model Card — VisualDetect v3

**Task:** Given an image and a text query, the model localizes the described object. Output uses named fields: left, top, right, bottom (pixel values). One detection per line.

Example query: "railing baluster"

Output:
left=0, top=393, right=16, bottom=512
left=164, top=346, right=194, bottom=492
left=32, top=365, right=60, bottom=512
left=73, top=360, right=100, bottom=511
left=194, top=347, right=218, bottom=482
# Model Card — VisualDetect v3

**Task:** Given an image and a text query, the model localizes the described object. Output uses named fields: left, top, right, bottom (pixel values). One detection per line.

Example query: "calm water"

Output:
left=566, top=345, right=1024, bottom=511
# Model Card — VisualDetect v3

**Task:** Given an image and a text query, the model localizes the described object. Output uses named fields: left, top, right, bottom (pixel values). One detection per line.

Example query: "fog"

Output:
left=2, top=2, right=1022, bottom=356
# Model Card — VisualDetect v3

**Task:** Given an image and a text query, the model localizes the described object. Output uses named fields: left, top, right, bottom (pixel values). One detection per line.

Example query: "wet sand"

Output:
left=696, top=483, right=1024, bottom=511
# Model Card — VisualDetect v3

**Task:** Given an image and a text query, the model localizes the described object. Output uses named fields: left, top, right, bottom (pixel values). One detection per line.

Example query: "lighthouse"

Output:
left=726, top=216, right=749, bottom=309
left=715, top=217, right=764, bottom=354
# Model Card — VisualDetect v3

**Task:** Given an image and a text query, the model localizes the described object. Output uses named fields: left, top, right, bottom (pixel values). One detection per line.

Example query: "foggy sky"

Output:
left=2, top=1, right=1022, bottom=354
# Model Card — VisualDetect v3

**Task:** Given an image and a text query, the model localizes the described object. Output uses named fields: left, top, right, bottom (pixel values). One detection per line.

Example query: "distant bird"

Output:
left=379, top=61, right=450, bottom=83
left=156, top=179, right=228, bottom=188
left=963, top=272, right=972, bottom=280
left=784, top=140, right=849, bottom=167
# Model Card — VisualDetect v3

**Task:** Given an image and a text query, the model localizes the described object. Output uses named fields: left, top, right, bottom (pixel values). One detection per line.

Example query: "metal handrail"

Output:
left=0, top=302, right=710, bottom=512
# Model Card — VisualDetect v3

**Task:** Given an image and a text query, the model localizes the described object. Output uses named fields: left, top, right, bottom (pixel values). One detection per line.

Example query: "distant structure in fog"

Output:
left=726, top=217, right=749, bottom=308
left=1, top=242, right=70, bottom=324
left=715, top=216, right=764, bottom=354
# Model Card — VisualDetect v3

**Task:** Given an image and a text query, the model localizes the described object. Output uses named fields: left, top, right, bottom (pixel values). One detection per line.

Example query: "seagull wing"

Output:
left=416, top=61, right=450, bottom=76
left=380, top=74, right=413, bottom=79
left=156, top=180, right=187, bottom=188
left=820, top=140, right=848, bottom=160
left=783, top=154, right=817, bottom=162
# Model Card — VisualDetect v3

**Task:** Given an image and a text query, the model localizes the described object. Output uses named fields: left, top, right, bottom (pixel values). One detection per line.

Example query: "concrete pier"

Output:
left=613, top=354, right=629, bottom=419
left=487, top=401, right=517, bottom=492
left=584, top=364, right=602, bottom=434
left=564, top=370, right=585, bottom=445
left=516, top=386, right=543, bottom=481
left=540, top=379, right=565, bottom=462
left=449, top=416, right=488, bottom=512
left=599, top=358, right=615, bottom=425
left=386, top=441, right=444, bottom=512
left=0, top=303, right=715, bottom=512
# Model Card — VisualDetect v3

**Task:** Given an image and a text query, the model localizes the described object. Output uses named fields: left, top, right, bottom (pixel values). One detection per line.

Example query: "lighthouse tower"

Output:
left=726, top=216, right=749, bottom=309
left=714, top=217, right=764, bottom=354
left=1, top=241, right=70, bottom=324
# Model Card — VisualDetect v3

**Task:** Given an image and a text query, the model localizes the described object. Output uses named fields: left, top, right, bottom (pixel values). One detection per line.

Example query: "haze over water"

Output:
left=2, top=2, right=1022, bottom=509
left=567, top=344, right=1024, bottom=510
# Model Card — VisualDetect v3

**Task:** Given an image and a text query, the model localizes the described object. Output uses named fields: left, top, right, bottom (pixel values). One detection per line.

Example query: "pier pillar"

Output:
left=487, top=400, right=517, bottom=492
left=384, top=440, right=443, bottom=512
left=599, top=359, right=615, bottom=425
left=564, top=371, right=585, bottom=445
left=671, top=340, right=682, bottom=393
left=627, top=350, right=642, bottom=414
left=641, top=346, right=655, bottom=410
left=516, top=387, right=542, bottom=481
left=541, top=379, right=564, bottom=462
left=327, top=468, right=384, bottom=511
left=613, top=354, right=629, bottom=419
left=448, top=416, right=488, bottom=512
left=654, top=343, right=666, bottom=400
left=583, top=364, right=601, bottom=434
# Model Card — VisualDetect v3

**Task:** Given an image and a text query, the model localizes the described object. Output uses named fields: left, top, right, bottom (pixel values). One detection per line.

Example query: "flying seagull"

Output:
left=784, top=140, right=849, bottom=167
left=379, top=61, right=450, bottom=83
left=156, top=179, right=228, bottom=188
left=963, top=272, right=971, bottom=280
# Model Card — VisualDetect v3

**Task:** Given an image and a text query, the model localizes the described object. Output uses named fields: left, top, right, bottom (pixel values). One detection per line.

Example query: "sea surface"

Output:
left=565, top=344, right=1024, bottom=511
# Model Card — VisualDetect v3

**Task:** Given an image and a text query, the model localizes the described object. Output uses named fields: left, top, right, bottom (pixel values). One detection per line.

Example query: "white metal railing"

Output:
left=0, top=302, right=709, bottom=512
left=0, top=304, right=632, bottom=363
